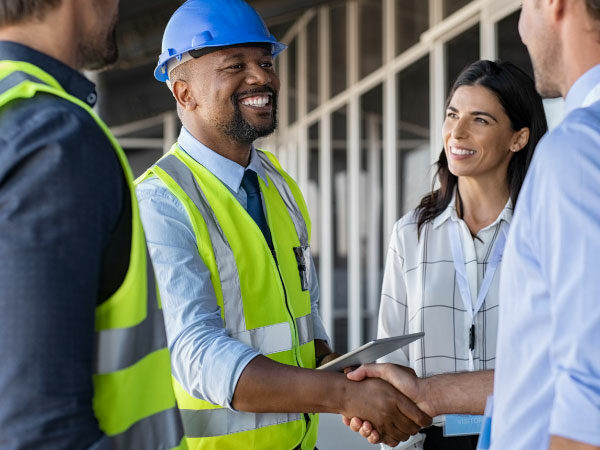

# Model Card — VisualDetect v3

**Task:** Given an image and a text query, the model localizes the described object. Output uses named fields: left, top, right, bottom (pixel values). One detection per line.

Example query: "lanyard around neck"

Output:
left=448, top=219, right=507, bottom=370
left=448, top=220, right=507, bottom=320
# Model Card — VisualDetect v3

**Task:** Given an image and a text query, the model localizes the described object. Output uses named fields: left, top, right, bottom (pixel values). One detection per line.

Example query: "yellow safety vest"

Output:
left=138, top=144, right=319, bottom=449
left=0, top=60, right=186, bottom=450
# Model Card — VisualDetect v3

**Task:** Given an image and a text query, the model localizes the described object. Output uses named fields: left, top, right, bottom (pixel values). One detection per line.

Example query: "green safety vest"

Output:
left=138, top=145, right=319, bottom=450
left=0, top=60, right=187, bottom=450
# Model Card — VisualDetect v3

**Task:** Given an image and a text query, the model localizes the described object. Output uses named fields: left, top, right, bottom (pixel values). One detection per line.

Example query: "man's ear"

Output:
left=172, top=79, right=197, bottom=111
left=547, top=0, right=567, bottom=24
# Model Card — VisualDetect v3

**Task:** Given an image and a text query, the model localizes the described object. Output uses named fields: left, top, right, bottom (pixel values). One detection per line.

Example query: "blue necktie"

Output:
left=240, top=170, right=273, bottom=251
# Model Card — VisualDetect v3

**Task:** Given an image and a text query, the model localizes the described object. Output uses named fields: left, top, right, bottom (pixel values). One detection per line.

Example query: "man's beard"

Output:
left=532, top=57, right=563, bottom=99
left=78, top=15, right=119, bottom=71
left=220, top=89, right=278, bottom=145
left=529, top=28, right=563, bottom=98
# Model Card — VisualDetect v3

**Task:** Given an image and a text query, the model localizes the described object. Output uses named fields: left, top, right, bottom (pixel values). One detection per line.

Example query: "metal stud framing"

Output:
left=271, top=0, right=524, bottom=350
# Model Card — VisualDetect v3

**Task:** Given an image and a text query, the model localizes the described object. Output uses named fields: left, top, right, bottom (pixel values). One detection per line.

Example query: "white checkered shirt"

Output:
left=378, top=195, right=512, bottom=378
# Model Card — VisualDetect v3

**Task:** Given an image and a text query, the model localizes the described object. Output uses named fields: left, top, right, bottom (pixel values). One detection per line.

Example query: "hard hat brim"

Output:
left=154, top=39, right=287, bottom=82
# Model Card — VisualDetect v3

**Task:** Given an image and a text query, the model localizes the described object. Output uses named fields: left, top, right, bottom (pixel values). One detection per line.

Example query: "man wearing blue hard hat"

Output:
left=136, top=0, right=431, bottom=449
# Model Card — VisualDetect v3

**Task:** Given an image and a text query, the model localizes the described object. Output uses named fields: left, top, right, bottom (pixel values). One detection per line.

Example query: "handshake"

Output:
left=338, top=363, right=435, bottom=447
left=337, top=363, right=491, bottom=447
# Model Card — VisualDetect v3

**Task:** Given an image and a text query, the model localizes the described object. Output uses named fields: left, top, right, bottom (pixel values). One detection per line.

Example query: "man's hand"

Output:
left=317, top=352, right=341, bottom=367
left=231, top=356, right=432, bottom=447
left=341, top=374, right=432, bottom=447
left=344, top=364, right=494, bottom=443
left=314, top=339, right=341, bottom=367
left=342, top=363, right=432, bottom=444
left=550, top=436, right=600, bottom=450
left=348, top=363, right=435, bottom=416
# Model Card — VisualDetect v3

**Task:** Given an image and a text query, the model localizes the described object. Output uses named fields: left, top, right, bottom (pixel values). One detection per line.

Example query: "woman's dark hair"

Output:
left=415, top=59, right=547, bottom=236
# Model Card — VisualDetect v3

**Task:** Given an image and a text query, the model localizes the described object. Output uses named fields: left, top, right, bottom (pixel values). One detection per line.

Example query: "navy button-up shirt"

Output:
left=0, top=41, right=130, bottom=449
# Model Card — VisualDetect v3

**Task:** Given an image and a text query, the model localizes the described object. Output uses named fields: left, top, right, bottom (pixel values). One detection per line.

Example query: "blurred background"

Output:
left=104, top=0, right=564, bottom=356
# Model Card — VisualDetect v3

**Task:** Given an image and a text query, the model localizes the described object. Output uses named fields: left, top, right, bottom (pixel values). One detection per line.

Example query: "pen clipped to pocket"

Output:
left=293, top=245, right=311, bottom=291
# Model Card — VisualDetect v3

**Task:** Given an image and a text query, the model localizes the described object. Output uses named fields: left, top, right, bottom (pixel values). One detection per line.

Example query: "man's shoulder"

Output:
left=562, top=101, right=600, bottom=134
left=135, top=174, right=191, bottom=218
left=535, top=104, right=600, bottom=171
left=1, top=91, right=93, bottom=125
left=0, top=92, right=108, bottom=152
left=0, top=91, right=123, bottom=204
left=136, top=175, right=174, bottom=200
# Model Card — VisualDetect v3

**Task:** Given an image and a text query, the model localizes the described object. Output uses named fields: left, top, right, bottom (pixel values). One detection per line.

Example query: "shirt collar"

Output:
left=431, top=196, right=455, bottom=229
left=432, top=188, right=513, bottom=230
left=177, top=126, right=269, bottom=193
left=0, top=41, right=98, bottom=107
left=565, top=64, right=600, bottom=113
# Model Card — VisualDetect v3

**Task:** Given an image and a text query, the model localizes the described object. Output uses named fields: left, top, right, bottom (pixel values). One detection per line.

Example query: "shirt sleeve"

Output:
left=536, top=115, right=600, bottom=445
left=136, top=178, right=259, bottom=409
left=377, top=221, right=410, bottom=366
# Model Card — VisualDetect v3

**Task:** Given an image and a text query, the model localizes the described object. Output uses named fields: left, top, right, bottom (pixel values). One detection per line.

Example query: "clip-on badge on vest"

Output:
left=293, top=245, right=310, bottom=291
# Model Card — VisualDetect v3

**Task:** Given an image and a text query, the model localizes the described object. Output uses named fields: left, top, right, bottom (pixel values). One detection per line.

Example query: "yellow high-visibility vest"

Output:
left=138, top=144, right=319, bottom=449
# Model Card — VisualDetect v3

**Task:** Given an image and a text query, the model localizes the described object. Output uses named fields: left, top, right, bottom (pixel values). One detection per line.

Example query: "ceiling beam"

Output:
left=251, top=0, right=334, bottom=22
left=115, top=0, right=335, bottom=68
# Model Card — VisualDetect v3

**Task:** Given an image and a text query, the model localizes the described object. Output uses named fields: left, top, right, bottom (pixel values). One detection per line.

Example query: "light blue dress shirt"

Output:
left=492, top=65, right=600, bottom=449
left=136, top=127, right=329, bottom=409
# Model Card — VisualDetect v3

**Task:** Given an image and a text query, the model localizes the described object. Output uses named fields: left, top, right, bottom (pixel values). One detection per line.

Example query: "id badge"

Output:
left=293, top=245, right=311, bottom=291
left=443, top=414, right=483, bottom=437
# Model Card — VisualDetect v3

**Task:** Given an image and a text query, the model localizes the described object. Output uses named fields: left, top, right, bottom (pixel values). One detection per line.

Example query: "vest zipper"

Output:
left=270, top=246, right=312, bottom=435
left=260, top=172, right=311, bottom=441
left=268, top=245, right=302, bottom=368
left=258, top=181, right=304, bottom=368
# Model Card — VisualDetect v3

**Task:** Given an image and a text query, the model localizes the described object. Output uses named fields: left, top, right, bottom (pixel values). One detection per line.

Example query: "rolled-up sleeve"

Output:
left=539, top=117, right=600, bottom=445
left=136, top=178, right=259, bottom=409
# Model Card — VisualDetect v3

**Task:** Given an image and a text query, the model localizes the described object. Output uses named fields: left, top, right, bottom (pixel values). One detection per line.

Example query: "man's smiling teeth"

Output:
left=241, top=95, right=270, bottom=107
left=451, top=147, right=476, bottom=156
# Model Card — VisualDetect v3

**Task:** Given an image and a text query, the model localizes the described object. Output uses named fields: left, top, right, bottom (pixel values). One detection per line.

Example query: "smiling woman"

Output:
left=376, top=60, right=548, bottom=450
left=416, top=60, right=548, bottom=235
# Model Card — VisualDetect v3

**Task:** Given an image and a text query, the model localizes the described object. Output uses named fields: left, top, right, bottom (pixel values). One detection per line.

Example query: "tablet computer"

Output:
left=317, top=332, right=424, bottom=372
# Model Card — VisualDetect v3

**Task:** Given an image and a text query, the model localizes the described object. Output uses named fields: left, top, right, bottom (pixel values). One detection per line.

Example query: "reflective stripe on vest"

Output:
left=230, top=313, right=314, bottom=355
left=256, top=151, right=309, bottom=246
left=180, top=409, right=302, bottom=438
left=156, top=154, right=247, bottom=334
left=296, top=313, right=315, bottom=347
left=0, top=64, right=186, bottom=450
left=95, top=248, right=167, bottom=374
left=112, top=406, right=183, bottom=449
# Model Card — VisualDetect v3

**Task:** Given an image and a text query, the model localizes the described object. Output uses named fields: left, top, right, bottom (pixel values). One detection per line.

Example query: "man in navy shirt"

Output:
left=0, top=1, right=125, bottom=448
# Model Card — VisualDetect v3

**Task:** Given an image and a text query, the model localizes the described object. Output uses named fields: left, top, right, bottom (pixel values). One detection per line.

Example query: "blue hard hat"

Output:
left=154, top=0, right=287, bottom=82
